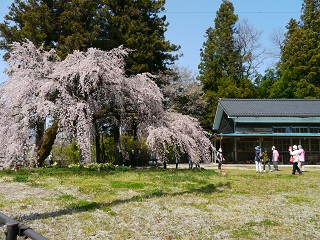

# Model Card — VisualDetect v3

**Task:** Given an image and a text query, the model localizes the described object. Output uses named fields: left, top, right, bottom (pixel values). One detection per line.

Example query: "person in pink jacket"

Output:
left=271, top=146, right=279, bottom=171
left=289, top=145, right=302, bottom=175
left=298, top=145, right=305, bottom=172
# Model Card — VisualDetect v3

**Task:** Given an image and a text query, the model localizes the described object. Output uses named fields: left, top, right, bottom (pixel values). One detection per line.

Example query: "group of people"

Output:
left=254, top=145, right=305, bottom=175
left=254, top=146, right=278, bottom=173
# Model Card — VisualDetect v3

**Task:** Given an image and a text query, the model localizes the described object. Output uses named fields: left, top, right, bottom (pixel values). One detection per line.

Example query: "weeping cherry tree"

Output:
left=0, top=40, right=213, bottom=168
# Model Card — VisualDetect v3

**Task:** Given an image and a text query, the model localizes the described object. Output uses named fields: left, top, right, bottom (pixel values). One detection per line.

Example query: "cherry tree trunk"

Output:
left=37, top=119, right=59, bottom=167
left=93, top=122, right=102, bottom=163
left=113, top=125, right=122, bottom=165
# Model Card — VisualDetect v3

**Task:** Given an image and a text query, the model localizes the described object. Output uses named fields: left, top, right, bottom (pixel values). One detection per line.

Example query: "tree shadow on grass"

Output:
left=15, top=181, right=231, bottom=222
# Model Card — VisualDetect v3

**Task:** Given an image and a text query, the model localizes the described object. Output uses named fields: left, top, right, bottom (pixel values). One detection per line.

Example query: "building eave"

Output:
left=212, top=103, right=224, bottom=130
left=232, top=117, right=320, bottom=123
left=214, top=133, right=320, bottom=138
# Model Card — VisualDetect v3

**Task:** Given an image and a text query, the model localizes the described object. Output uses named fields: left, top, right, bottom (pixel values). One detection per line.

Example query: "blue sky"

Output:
left=164, top=0, right=302, bottom=75
left=0, top=0, right=303, bottom=82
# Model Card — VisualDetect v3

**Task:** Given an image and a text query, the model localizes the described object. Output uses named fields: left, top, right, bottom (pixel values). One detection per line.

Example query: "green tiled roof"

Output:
left=218, top=99, right=320, bottom=117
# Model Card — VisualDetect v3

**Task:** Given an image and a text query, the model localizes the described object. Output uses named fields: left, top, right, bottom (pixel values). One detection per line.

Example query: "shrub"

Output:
left=52, top=141, right=80, bottom=166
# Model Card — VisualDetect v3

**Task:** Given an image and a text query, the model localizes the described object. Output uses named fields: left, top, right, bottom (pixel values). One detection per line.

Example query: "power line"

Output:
left=0, top=11, right=301, bottom=15
left=162, top=11, right=300, bottom=14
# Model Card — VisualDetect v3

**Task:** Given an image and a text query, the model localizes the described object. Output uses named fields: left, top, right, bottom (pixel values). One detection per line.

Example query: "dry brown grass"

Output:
left=0, top=164, right=320, bottom=239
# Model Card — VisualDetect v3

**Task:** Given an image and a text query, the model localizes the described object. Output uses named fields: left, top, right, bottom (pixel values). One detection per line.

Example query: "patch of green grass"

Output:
left=67, top=200, right=98, bottom=211
left=142, top=188, right=165, bottom=198
left=189, top=201, right=210, bottom=211
left=101, top=205, right=117, bottom=216
left=231, top=226, right=261, bottom=239
left=191, top=183, right=218, bottom=193
left=110, top=180, right=148, bottom=189
left=259, top=219, right=278, bottom=227
left=13, top=175, right=28, bottom=182
left=285, top=195, right=314, bottom=204
left=19, top=205, right=28, bottom=210
left=309, top=217, right=317, bottom=223
left=230, top=219, right=278, bottom=239
left=58, top=194, right=77, bottom=201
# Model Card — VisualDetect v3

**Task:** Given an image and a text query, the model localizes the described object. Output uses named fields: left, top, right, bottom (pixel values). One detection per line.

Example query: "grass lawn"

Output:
left=0, top=164, right=319, bottom=239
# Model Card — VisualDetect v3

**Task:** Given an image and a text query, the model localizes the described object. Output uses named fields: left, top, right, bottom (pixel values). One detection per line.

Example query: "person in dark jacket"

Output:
left=254, top=146, right=262, bottom=173
left=216, top=148, right=224, bottom=169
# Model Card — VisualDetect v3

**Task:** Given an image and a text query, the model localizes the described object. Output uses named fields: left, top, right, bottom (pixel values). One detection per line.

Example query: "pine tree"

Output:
left=0, top=0, right=179, bottom=75
left=275, top=0, right=320, bottom=98
left=102, top=0, right=180, bottom=75
left=198, top=0, right=255, bottom=131
left=0, top=0, right=101, bottom=58
left=198, top=0, right=239, bottom=92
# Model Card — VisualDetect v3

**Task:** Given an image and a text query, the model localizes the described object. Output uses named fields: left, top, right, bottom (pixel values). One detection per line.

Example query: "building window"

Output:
left=273, top=127, right=315, bottom=133
left=292, top=127, right=309, bottom=133
left=237, top=140, right=257, bottom=152
left=273, top=127, right=290, bottom=133
left=237, top=139, right=273, bottom=152
left=310, top=139, right=320, bottom=152
left=274, top=138, right=291, bottom=152
left=310, top=127, right=320, bottom=133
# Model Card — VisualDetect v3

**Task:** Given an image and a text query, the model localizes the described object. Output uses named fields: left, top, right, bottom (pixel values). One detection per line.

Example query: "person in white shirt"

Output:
left=289, top=145, right=302, bottom=175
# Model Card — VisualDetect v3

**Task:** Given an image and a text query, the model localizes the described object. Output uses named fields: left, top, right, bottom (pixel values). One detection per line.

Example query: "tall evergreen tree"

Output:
left=275, top=0, right=320, bottom=98
left=198, top=0, right=239, bottom=92
left=254, top=69, right=280, bottom=98
left=0, top=0, right=179, bottom=75
left=198, top=0, right=254, bottom=131
left=102, top=0, right=180, bottom=75
left=0, top=0, right=101, bottom=59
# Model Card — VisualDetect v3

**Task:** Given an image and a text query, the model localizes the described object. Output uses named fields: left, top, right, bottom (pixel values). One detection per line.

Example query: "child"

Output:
left=261, top=150, right=272, bottom=172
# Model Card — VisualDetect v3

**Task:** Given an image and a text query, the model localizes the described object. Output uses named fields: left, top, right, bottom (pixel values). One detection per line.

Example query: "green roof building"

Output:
left=212, top=99, right=320, bottom=164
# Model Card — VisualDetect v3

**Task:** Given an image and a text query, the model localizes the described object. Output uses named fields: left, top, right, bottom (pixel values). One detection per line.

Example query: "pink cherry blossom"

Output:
left=0, top=40, right=213, bottom=168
